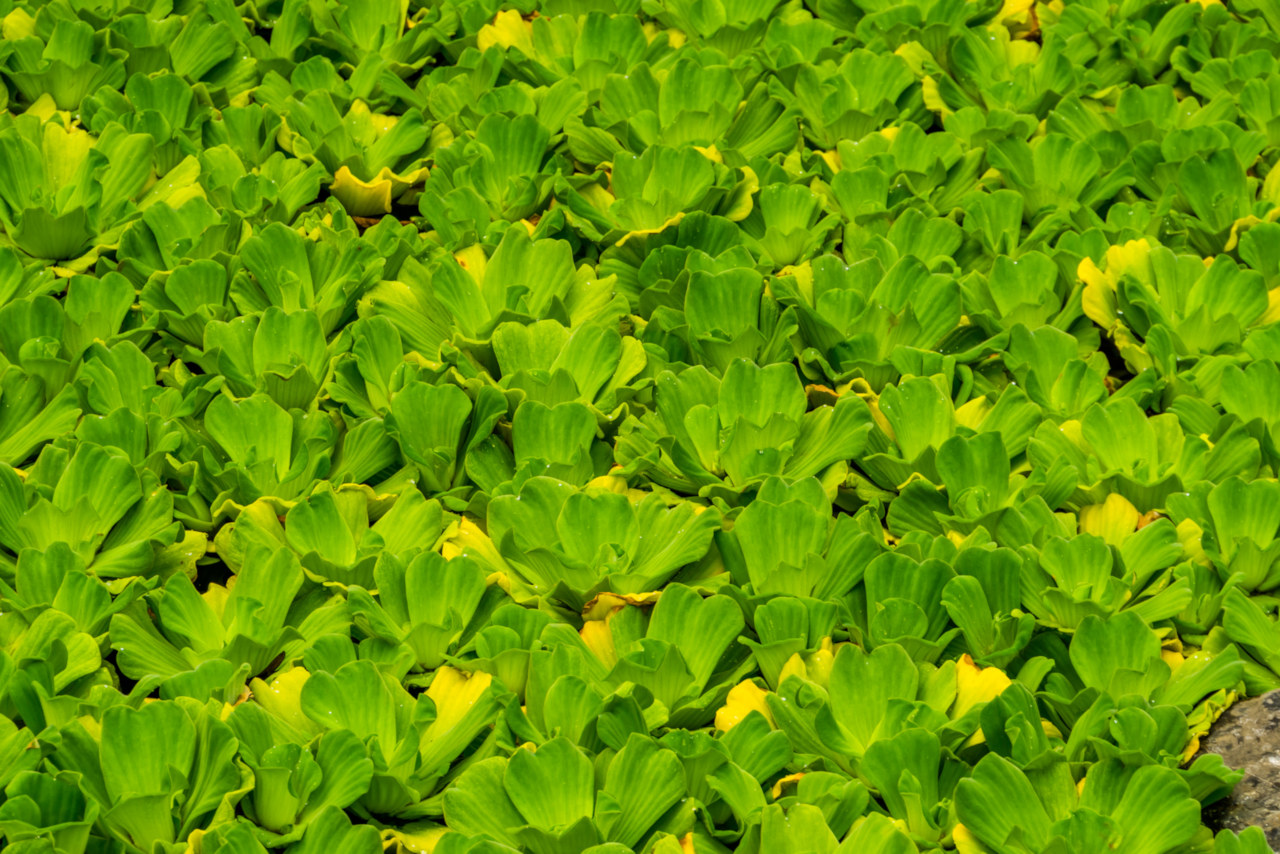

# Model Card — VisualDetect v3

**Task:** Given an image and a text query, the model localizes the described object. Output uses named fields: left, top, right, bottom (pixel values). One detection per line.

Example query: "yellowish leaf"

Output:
left=953, top=654, right=1012, bottom=718
left=716, top=681, right=775, bottom=731
left=249, top=668, right=318, bottom=736
left=1078, top=493, right=1141, bottom=547
left=477, top=9, right=534, bottom=53
left=580, top=619, right=617, bottom=668
left=425, top=668, right=493, bottom=736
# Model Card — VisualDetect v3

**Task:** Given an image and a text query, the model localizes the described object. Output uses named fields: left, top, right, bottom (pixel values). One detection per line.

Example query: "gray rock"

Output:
left=1199, top=690, right=1280, bottom=851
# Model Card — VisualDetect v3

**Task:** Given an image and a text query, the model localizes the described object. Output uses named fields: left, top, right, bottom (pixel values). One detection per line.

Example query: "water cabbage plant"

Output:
left=2, top=0, right=1280, bottom=852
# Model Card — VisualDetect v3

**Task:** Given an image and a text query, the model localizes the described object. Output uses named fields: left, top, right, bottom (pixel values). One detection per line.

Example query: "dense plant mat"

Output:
left=4, top=0, right=1280, bottom=851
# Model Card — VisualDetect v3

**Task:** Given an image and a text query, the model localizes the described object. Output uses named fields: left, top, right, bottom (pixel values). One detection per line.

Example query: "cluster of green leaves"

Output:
left=4, top=0, right=1280, bottom=852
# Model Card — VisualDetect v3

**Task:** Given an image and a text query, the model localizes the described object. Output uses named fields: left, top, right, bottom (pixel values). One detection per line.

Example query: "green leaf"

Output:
left=504, top=736, right=595, bottom=830
left=598, top=734, right=685, bottom=847
left=646, top=584, right=744, bottom=690
left=301, top=660, right=399, bottom=760
left=826, top=644, right=919, bottom=754
left=955, top=754, right=1052, bottom=851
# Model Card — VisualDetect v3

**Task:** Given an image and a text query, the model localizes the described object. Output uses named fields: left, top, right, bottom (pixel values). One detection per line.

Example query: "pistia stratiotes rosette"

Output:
left=4, top=0, right=1280, bottom=852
